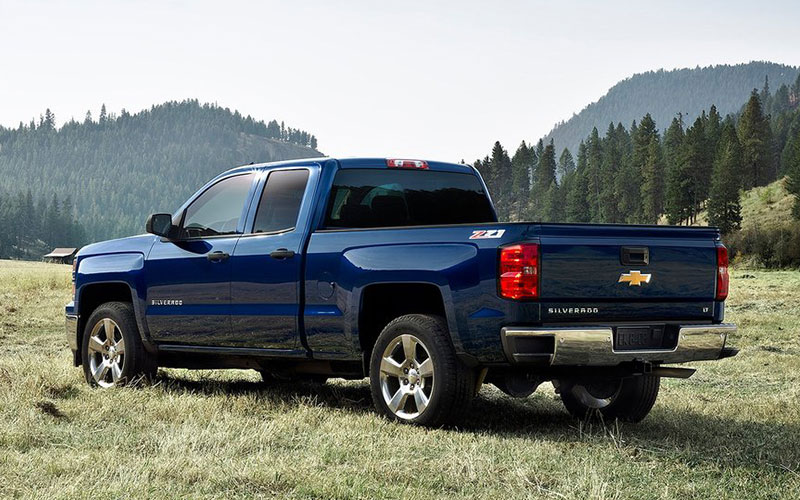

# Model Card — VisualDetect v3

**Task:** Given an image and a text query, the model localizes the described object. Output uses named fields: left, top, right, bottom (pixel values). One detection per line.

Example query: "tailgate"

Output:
left=536, top=224, right=720, bottom=322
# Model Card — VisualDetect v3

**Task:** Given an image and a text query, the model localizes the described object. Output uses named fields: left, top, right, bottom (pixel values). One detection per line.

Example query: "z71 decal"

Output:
left=469, top=229, right=505, bottom=240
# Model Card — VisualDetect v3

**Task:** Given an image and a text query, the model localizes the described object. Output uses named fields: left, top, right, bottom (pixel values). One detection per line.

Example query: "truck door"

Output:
left=145, top=172, right=255, bottom=344
left=228, top=167, right=313, bottom=351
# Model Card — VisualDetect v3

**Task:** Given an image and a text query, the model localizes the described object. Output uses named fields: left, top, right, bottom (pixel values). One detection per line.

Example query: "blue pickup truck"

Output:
left=66, top=157, right=737, bottom=426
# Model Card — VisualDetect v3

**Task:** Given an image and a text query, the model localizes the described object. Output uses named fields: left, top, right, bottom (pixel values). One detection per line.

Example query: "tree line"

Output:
left=0, top=100, right=322, bottom=243
left=476, top=72, right=800, bottom=239
left=0, top=189, right=86, bottom=259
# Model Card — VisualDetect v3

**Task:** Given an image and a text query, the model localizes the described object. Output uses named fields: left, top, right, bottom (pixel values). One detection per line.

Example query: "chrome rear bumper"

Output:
left=501, top=324, right=737, bottom=366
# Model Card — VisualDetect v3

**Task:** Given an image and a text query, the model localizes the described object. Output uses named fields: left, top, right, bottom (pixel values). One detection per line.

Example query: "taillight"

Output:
left=715, top=242, right=729, bottom=301
left=386, top=159, right=429, bottom=169
left=499, top=243, right=540, bottom=300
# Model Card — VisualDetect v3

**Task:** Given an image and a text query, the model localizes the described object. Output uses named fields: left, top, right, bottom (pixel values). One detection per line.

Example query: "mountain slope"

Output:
left=0, top=100, right=322, bottom=241
left=545, top=61, right=799, bottom=154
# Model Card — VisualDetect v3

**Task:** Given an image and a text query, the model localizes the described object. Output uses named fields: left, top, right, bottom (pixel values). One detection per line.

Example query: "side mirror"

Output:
left=146, top=213, right=176, bottom=238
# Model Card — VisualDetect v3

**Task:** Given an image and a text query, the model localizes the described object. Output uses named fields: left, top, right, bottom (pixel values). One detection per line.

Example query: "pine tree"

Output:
left=706, top=105, right=722, bottom=154
left=510, top=141, right=533, bottom=220
left=640, top=136, right=665, bottom=224
left=99, top=104, right=108, bottom=124
left=738, top=89, right=774, bottom=188
left=708, top=119, right=743, bottom=234
left=585, top=128, right=603, bottom=222
left=43, top=109, right=56, bottom=131
left=531, top=140, right=556, bottom=219
left=565, top=141, right=591, bottom=222
left=542, top=182, right=565, bottom=222
left=46, top=193, right=60, bottom=246
left=664, top=115, right=690, bottom=224
left=760, top=75, right=771, bottom=105
left=557, top=148, right=575, bottom=179
left=599, top=123, right=627, bottom=223
left=683, top=114, right=712, bottom=219
left=492, top=142, right=513, bottom=218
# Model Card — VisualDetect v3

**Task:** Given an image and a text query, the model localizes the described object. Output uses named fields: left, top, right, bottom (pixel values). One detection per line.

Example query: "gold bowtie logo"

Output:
left=618, top=270, right=652, bottom=286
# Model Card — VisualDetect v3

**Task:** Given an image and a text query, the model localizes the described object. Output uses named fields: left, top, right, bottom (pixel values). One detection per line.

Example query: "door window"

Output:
left=181, top=173, right=254, bottom=238
left=252, top=169, right=309, bottom=233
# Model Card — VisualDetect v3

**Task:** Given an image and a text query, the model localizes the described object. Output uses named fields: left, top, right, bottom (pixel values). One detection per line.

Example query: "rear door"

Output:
left=227, top=167, right=314, bottom=351
left=145, top=172, right=255, bottom=344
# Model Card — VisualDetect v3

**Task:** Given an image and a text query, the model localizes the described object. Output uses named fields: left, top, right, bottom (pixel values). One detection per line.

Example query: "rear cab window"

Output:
left=324, top=169, right=496, bottom=229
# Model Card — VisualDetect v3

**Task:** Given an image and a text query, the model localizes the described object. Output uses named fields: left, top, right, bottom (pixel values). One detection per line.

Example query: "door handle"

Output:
left=270, top=248, right=295, bottom=260
left=207, top=251, right=230, bottom=262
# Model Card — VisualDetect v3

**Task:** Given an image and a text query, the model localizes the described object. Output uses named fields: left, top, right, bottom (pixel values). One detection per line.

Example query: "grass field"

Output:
left=1, top=260, right=799, bottom=499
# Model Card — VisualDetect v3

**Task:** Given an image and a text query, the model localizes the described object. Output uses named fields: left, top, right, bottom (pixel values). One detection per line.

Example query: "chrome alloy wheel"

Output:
left=379, top=334, right=434, bottom=420
left=87, top=318, right=125, bottom=388
left=571, top=380, right=622, bottom=409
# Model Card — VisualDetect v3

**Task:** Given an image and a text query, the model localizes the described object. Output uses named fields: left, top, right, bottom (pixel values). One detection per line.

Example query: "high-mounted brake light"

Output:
left=498, top=243, right=540, bottom=300
left=386, top=159, right=429, bottom=169
left=715, top=242, right=729, bottom=301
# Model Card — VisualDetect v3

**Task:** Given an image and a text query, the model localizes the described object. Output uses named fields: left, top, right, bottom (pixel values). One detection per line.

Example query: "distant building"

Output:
left=43, top=248, right=78, bottom=264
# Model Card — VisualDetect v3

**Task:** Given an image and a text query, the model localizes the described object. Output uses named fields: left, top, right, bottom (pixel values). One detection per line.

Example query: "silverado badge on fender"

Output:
left=618, top=270, right=652, bottom=286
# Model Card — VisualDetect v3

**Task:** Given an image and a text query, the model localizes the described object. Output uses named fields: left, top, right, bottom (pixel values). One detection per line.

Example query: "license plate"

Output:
left=614, top=326, right=664, bottom=351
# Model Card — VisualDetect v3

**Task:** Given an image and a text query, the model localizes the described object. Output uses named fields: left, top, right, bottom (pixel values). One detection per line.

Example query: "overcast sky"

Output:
left=1, top=0, right=799, bottom=163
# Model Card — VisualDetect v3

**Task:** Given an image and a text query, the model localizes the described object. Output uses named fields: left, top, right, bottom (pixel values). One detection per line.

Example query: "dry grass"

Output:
left=1, top=259, right=799, bottom=499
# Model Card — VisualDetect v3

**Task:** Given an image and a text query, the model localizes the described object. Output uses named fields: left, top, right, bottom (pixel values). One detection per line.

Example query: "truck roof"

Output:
left=217, top=157, right=475, bottom=179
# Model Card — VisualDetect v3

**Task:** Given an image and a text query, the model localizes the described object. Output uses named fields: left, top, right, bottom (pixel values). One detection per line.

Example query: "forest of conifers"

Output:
left=475, top=71, right=800, bottom=267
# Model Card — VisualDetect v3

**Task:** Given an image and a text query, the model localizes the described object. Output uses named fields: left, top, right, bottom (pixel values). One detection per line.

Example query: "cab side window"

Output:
left=181, top=173, right=254, bottom=238
left=252, top=169, right=309, bottom=233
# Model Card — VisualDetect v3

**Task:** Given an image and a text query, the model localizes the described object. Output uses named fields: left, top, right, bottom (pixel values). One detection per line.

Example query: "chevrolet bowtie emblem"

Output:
left=618, top=270, right=652, bottom=286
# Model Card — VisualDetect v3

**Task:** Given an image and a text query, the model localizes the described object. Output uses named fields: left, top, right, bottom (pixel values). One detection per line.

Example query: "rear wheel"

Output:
left=559, top=375, right=660, bottom=423
left=81, top=302, right=156, bottom=387
left=369, top=314, right=474, bottom=426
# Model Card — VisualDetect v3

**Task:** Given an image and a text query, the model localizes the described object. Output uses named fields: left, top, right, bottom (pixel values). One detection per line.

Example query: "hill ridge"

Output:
left=0, top=99, right=322, bottom=241
left=544, top=61, right=799, bottom=154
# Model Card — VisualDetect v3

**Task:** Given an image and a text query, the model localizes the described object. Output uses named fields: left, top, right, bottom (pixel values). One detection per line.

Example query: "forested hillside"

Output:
left=0, top=100, right=321, bottom=244
left=545, top=62, right=798, bottom=155
left=0, top=190, right=85, bottom=260
left=475, top=69, right=800, bottom=267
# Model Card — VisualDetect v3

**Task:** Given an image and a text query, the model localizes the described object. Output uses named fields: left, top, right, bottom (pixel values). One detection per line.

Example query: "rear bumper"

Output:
left=501, top=323, right=737, bottom=366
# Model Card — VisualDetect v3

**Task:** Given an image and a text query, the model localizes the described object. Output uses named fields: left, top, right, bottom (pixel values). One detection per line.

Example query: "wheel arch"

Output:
left=75, top=280, right=152, bottom=365
left=357, top=282, right=457, bottom=371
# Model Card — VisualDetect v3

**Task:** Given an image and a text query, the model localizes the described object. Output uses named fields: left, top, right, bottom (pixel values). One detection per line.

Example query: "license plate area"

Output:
left=613, top=325, right=678, bottom=351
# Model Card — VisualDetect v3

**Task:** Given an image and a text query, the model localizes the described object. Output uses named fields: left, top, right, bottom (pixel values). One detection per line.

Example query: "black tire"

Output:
left=369, top=314, right=474, bottom=427
left=81, top=302, right=156, bottom=387
left=559, top=375, right=660, bottom=423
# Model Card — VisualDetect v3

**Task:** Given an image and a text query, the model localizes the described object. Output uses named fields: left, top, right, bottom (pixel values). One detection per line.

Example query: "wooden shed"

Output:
left=43, top=248, right=78, bottom=264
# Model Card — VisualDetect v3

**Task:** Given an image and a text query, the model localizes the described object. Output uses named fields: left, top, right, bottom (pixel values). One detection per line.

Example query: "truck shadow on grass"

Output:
left=156, top=373, right=800, bottom=475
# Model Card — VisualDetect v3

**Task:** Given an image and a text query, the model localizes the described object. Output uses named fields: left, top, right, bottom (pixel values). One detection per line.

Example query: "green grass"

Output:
left=691, top=177, right=794, bottom=231
left=1, top=260, right=799, bottom=499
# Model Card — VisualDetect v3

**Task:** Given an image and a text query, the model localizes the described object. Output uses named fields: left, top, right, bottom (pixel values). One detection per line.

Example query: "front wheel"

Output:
left=81, top=302, right=156, bottom=387
left=369, top=314, right=474, bottom=427
left=558, top=374, right=660, bottom=423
